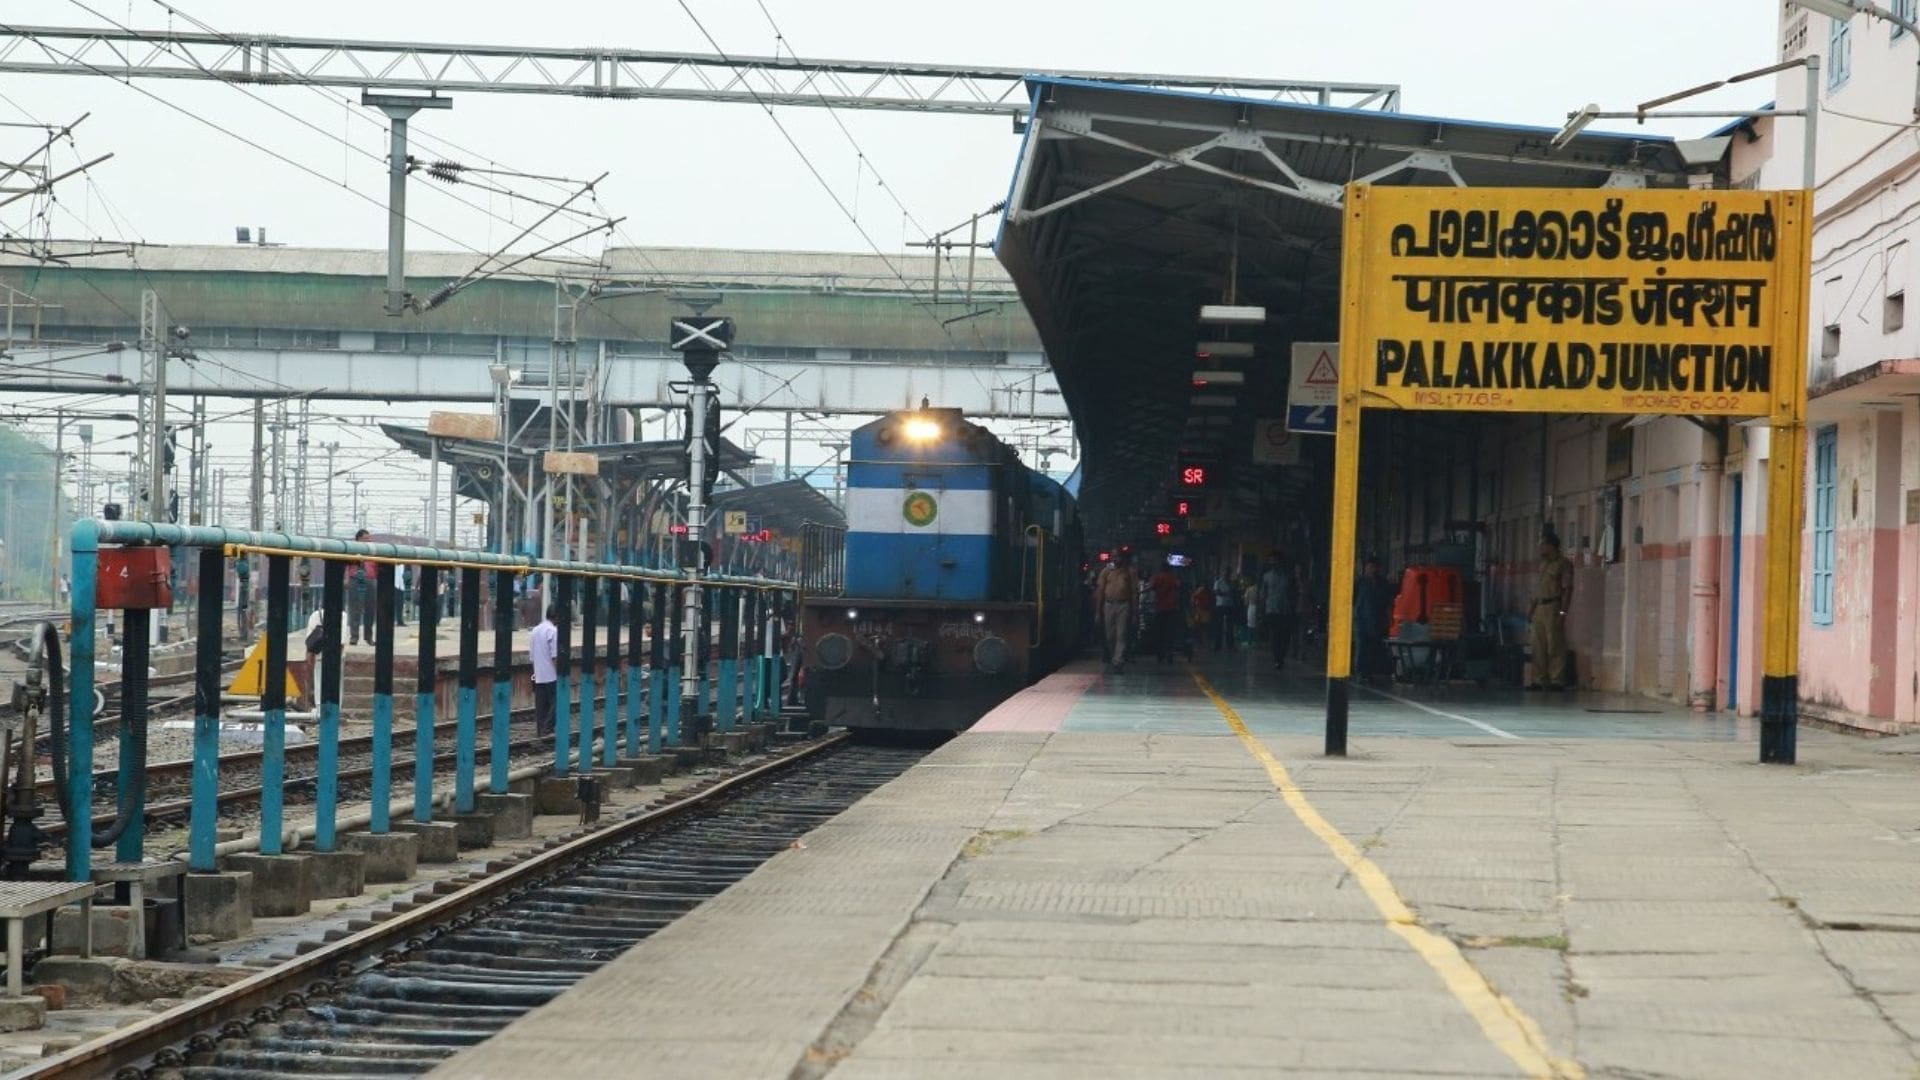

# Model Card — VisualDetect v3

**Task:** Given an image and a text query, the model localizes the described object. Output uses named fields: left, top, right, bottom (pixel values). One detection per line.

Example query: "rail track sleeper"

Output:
left=208, top=1048, right=451, bottom=1072
left=324, top=999, right=524, bottom=1023
left=276, top=1023, right=489, bottom=1046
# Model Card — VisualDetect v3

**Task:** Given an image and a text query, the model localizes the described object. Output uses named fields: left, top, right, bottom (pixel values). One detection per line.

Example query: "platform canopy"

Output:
left=380, top=424, right=757, bottom=500
left=708, top=477, right=844, bottom=533
left=995, top=77, right=1698, bottom=545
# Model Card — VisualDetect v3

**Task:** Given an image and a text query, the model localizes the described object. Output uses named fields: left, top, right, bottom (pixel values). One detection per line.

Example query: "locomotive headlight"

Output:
left=845, top=608, right=860, bottom=621
left=972, top=611, right=987, bottom=625
left=903, top=417, right=943, bottom=442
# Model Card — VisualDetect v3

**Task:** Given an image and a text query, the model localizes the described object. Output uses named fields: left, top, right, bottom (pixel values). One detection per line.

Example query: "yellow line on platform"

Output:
left=1188, top=668, right=1583, bottom=1080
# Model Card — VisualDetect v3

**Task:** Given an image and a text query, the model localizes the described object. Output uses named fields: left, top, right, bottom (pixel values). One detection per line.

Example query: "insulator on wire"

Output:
left=426, top=160, right=465, bottom=184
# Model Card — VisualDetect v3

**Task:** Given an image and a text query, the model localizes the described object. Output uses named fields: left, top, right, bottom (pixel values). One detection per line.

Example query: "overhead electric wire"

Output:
left=14, top=3, right=606, bottom=274
left=133, top=0, right=606, bottom=252
left=671, top=1, right=956, bottom=334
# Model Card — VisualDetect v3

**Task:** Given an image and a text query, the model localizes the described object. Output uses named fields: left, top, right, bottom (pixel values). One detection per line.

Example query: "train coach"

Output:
left=799, top=405, right=1083, bottom=731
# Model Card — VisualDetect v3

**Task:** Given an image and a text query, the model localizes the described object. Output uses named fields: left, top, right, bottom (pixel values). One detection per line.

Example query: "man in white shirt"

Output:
left=530, top=605, right=559, bottom=736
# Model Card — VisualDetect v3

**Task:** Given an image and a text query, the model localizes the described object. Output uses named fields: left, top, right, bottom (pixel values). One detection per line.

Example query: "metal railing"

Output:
left=62, top=520, right=801, bottom=882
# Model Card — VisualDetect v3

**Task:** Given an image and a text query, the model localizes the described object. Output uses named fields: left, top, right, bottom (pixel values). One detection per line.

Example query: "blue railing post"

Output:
left=260, top=554, right=291, bottom=855
left=491, top=569, right=514, bottom=794
left=114, top=605, right=150, bottom=863
left=554, top=575, right=574, bottom=777
left=455, top=566, right=480, bottom=815
left=189, top=547, right=224, bottom=873
left=314, top=559, right=345, bottom=852
left=742, top=590, right=760, bottom=723
left=648, top=582, right=666, bottom=754
left=603, top=578, right=621, bottom=768
left=668, top=586, right=684, bottom=745
left=414, top=564, right=439, bottom=824
left=716, top=586, right=738, bottom=734
left=371, top=564, right=396, bottom=833
left=65, top=522, right=97, bottom=881
left=578, top=574, right=598, bottom=775
left=625, top=581, right=644, bottom=759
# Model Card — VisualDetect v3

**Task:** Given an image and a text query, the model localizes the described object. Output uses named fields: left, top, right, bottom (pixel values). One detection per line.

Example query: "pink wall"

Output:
left=1799, top=414, right=1905, bottom=722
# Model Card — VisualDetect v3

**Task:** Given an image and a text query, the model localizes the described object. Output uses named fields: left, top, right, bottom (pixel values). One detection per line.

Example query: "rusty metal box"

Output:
left=96, top=547, right=173, bottom=610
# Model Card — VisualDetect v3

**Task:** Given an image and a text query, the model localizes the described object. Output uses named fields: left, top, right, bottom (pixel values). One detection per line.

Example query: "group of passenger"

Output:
left=1091, top=552, right=1310, bottom=675
left=1085, top=530, right=1578, bottom=689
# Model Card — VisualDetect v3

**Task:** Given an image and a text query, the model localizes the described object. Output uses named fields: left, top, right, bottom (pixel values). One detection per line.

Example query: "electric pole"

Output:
left=322, top=441, right=340, bottom=534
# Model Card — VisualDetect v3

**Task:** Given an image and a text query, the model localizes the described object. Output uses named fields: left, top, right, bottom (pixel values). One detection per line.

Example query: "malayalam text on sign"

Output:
left=1344, top=186, right=1808, bottom=416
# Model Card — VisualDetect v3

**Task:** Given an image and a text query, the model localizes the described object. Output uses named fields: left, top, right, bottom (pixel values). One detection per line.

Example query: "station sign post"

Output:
left=1326, top=184, right=1810, bottom=763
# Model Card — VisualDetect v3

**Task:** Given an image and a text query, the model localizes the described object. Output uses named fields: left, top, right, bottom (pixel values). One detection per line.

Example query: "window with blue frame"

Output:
left=1812, top=425, right=1838, bottom=626
left=1897, top=0, right=1916, bottom=39
left=1831, top=15, right=1854, bottom=89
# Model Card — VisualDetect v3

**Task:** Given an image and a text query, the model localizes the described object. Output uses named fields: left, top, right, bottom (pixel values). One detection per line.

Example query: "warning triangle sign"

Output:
left=228, top=634, right=303, bottom=699
left=1304, top=350, right=1339, bottom=386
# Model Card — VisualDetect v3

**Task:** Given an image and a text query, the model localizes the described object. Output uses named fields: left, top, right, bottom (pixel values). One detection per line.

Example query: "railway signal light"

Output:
left=680, top=394, right=721, bottom=501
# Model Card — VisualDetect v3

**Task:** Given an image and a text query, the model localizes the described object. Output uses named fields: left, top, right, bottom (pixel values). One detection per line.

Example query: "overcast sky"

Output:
left=0, top=1, right=1779, bottom=545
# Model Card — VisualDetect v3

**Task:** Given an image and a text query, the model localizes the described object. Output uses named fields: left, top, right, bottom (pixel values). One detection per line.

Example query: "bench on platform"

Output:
left=0, top=881, right=94, bottom=998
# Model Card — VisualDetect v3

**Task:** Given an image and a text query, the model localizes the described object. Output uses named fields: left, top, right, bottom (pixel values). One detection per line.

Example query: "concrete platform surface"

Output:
left=435, top=656, right=1920, bottom=1079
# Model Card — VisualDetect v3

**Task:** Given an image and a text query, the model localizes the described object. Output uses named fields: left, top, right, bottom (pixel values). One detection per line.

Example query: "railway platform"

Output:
left=436, top=652, right=1920, bottom=1079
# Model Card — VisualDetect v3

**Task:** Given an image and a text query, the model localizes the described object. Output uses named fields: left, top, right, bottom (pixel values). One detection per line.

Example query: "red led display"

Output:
left=1179, top=466, right=1208, bottom=488
left=1155, top=521, right=1173, bottom=537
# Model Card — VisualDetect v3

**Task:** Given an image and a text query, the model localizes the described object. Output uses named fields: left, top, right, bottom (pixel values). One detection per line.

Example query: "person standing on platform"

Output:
left=1189, top=578, right=1215, bottom=657
left=1528, top=532, right=1575, bottom=691
left=348, top=528, right=376, bottom=646
left=1211, top=570, right=1236, bottom=651
left=1146, top=559, right=1182, bottom=662
left=297, top=607, right=325, bottom=712
left=1261, top=556, right=1296, bottom=670
left=1095, top=554, right=1139, bottom=674
left=531, top=604, right=558, bottom=736
left=1353, top=556, right=1395, bottom=680
left=396, top=563, right=410, bottom=627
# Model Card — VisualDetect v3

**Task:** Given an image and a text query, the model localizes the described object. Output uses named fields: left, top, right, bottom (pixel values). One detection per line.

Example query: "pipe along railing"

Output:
left=65, top=521, right=801, bottom=883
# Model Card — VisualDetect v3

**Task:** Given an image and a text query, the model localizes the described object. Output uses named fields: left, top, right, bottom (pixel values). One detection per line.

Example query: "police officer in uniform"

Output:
left=1528, top=531, right=1574, bottom=690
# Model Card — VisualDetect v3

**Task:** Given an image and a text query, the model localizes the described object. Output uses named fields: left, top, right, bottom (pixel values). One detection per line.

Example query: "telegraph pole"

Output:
left=667, top=311, right=733, bottom=744
left=322, top=441, right=340, bottom=534
left=362, top=92, right=452, bottom=316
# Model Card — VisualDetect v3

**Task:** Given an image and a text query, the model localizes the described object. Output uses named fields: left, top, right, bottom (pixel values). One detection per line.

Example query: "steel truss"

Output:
left=0, top=23, right=1400, bottom=119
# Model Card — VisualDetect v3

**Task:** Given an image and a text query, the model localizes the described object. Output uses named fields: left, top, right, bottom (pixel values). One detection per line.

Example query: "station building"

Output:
left=994, top=73, right=1830, bottom=728
left=1738, top=4, right=1920, bottom=731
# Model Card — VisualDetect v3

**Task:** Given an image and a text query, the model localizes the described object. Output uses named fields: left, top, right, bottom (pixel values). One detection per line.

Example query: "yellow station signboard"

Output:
left=1344, top=186, right=1809, bottom=416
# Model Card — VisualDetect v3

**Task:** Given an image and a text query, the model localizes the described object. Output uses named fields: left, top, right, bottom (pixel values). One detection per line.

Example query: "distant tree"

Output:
left=0, top=423, right=75, bottom=600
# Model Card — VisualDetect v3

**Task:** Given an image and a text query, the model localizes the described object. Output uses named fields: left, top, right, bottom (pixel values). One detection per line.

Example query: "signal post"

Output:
left=669, top=314, right=734, bottom=744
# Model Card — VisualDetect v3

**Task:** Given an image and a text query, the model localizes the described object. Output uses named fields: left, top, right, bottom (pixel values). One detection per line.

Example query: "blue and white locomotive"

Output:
left=800, top=405, right=1083, bottom=731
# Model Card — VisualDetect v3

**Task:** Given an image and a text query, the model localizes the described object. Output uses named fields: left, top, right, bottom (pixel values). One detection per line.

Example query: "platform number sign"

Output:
left=1287, top=343, right=1339, bottom=434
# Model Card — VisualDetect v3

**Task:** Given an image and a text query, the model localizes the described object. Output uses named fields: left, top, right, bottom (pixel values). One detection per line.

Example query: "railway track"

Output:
left=41, top=709, right=565, bottom=847
left=24, top=733, right=915, bottom=1079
